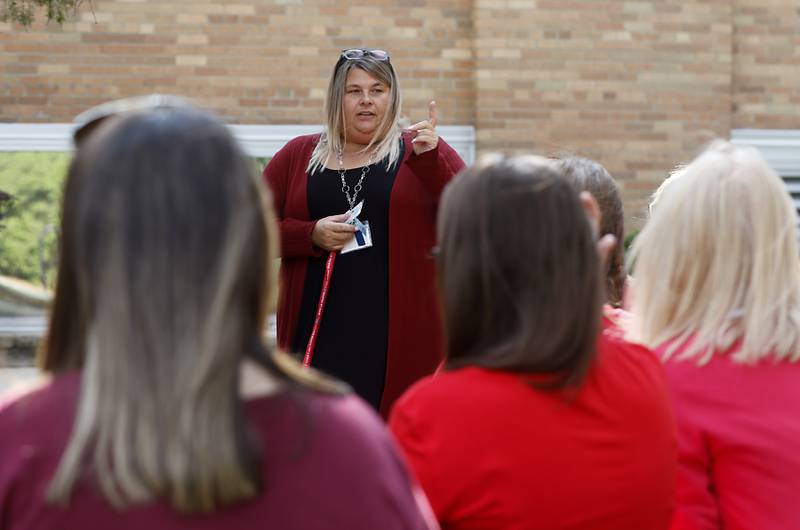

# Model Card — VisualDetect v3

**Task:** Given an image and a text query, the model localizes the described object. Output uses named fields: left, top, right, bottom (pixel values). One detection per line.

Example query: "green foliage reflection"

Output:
left=0, top=152, right=67, bottom=288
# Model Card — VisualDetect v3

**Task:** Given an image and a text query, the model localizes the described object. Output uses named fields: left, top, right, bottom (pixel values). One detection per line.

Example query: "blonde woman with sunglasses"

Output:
left=264, top=48, right=465, bottom=417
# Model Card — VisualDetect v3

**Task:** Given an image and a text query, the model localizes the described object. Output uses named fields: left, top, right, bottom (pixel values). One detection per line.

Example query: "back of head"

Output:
left=438, top=155, right=603, bottom=388
left=72, top=94, right=191, bottom=147
left=629, top=140, right=800, bottom=364
left=559, top=157, right=626, bottom=307
left=44, top=105, right=277, bottom=511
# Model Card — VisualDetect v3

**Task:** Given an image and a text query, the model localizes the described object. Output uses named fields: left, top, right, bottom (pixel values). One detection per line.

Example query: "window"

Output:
left=0, top=123, right=476, bottom=370
left=731, top=129, right=800, bottom=212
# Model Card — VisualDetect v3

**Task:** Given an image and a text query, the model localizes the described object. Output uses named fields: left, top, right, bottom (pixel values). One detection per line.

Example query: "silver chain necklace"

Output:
left=338, top=147, right=375, bottom=211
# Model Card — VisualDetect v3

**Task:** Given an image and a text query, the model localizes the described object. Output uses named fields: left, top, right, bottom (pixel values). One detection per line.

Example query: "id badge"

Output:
left=341, top=200, right=373, bottom=254
left=341, top=219, right=373, bottom=254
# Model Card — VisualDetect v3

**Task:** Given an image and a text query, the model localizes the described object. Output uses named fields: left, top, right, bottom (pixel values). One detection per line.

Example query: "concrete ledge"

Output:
left=0, top=276, right=51, bottom=317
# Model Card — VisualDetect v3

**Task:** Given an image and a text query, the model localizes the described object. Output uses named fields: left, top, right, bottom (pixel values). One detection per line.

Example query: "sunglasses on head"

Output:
left=73, top=94, right=190, bottom=146
left=340, top=48, right=390, bottom=61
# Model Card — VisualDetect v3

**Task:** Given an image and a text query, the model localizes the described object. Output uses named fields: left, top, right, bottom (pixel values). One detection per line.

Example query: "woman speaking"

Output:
left=264, top=48, right=464, bottom=416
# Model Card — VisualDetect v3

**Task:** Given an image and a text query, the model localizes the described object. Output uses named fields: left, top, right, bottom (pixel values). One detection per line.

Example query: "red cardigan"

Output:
left=263, top=132, right=464, bottom=416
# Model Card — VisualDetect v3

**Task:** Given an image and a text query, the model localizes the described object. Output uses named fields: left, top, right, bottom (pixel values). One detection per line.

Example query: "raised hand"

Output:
left=312, top=213, right=357, bottom=251
left=409, top=100, right=439, bottom=155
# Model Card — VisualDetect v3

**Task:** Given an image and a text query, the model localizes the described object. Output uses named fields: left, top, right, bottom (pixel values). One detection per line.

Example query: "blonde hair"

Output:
left=628, top=140, right=800, bottom=364
left=307, top=54, right=403, bottom=174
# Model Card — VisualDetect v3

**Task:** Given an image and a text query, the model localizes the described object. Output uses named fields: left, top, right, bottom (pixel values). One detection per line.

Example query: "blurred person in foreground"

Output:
left=263, top=48, right=464, bottom=416
left=628, top=140, right=800, bottom=530
left=0, top=104, right=436, bottom=530
left=389, top=155, right=676, bottom=530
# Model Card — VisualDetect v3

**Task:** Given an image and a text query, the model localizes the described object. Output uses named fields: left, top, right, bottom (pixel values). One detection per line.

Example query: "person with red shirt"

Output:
left=628, top=140, right=800, bottom=530
left=390, top=155, right=676, bottom=530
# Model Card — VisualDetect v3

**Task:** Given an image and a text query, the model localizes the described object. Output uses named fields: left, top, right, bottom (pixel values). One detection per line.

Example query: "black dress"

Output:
left=291, top=156, right=399, bottom=409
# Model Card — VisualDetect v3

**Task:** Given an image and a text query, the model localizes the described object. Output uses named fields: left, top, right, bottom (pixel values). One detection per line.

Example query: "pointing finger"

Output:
left=407, top=120, right=430, bottom=132
left=428, top=100, right=438, bottom=128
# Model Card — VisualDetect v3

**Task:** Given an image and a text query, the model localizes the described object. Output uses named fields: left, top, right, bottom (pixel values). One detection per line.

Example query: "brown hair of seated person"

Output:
left=437, top=155, right=603, bottom=389
left=558, top=156, right=626, bottom=308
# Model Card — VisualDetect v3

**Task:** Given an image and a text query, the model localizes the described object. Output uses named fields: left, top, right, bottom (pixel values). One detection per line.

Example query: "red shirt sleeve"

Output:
left=315, top=395, right=439, bottom=530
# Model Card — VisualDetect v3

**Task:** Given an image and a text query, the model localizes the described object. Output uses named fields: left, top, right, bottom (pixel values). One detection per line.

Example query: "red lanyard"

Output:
left=303, top=250, right=338, bottom=367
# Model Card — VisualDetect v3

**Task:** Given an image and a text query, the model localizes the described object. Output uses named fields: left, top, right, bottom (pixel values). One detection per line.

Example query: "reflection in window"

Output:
left=0, top=152, right=66, bottom=369
left=0, top=152, right=67, bottom=293
left=0, top=154, right=274, bottom=369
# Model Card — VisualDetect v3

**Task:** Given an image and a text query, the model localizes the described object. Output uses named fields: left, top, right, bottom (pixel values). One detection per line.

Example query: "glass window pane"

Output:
left=0, top=153, right=274, bottom=377
left=0, top=151, right=65, bottom=373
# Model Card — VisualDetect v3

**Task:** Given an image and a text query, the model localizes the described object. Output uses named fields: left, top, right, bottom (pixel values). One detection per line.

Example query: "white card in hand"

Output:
left=341, top=220, right=373, bottom=254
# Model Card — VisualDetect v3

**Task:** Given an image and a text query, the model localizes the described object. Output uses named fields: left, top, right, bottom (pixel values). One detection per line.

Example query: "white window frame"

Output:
left=0, top=123, right=475, bottom=337
left=0, top=123, right=476, bottom=164
left=730, top=129, right=800, bottom=176
left=731, top=129, right=800, bottom=210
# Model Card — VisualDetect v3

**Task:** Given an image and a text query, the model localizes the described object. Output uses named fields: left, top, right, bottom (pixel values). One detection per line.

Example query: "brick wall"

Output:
left=474, top=0, right=733, bottom=227
left=0, top=0, right=473, bottom=125
left=732, top=0, right=800, bottom=129
left=1, top=0, right=798, bottom=230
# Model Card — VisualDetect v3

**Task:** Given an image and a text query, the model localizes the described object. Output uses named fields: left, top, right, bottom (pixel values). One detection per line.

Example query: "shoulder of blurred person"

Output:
left=389, top=328, right=675, bottom=530
left=0, top=372, right=51, bottom=414
left=657, top=336, right=800, bottom=530
left=0, top=355, right=436, bottom=530
left=392, top=328, right=670, bottom=431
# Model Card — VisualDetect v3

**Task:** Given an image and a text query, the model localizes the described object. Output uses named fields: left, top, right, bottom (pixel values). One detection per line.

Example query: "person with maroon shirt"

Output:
left=390, top=155, right=676, bottom=530
left=263, top=48, right=464, bottom=417
left=0, top=102, right=436, bottom=530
